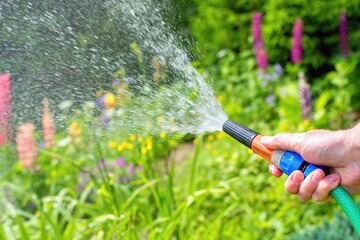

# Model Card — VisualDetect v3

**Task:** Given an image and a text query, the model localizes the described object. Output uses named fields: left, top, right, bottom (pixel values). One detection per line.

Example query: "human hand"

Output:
left=260, top=124, right=360, bottom=202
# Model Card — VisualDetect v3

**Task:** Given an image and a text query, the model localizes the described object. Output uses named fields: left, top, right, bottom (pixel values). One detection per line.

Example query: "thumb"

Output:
left=260, top=133, right=305, bottom=153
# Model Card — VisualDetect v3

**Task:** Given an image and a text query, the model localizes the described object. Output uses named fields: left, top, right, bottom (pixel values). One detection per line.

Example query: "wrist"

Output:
left=347, top=124, right=360, bottom=161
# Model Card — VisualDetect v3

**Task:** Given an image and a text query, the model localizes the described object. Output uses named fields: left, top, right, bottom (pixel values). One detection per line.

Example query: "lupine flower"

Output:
left=0, top=74, right=12, bottom=145
left=42, top=98, right=56, bottom=148
left=16, top=123, right=38, bottom=168
left=339, top=11, right=349, bottom=59
left=252, top=12, right=269, bottom=71
left=252, top=12, right=264, bottom=51
left=291, top=19, right=303, bottom=64
left=298, top=72, right=312, bottom=121
left=256, top=48, right=269, bottom=71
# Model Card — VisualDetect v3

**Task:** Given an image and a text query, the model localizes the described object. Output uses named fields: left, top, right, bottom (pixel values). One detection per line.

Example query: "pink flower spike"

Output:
left=339, top=11, right=349, bottom=59
left=16, top=123, right=38, bottom=169
left=0, top=74, right=12, bottom=145
left=42, top=98, right=56, bottom=148
left=252, top=12, right=264, bottom=51
left=256, top=48, right=269, bottom=71
left=291, top=19, right=303, bottom=64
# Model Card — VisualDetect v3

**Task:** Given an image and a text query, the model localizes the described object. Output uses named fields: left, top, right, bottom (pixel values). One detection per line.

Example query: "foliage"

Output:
left=189, top=0, right=360, bottom=78
left=287, top=210, right=359, bottom=240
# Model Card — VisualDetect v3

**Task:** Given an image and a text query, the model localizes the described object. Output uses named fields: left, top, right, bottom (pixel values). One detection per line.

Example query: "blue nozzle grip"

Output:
left=280, top=151, right=328, bottom=177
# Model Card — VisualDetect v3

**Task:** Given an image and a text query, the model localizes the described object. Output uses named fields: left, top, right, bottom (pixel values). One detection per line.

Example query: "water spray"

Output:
left=223, top=119, right=360, bottom=236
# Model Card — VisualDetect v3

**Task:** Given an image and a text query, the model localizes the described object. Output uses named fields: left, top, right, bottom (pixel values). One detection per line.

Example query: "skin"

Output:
left=260, top=123, right=360, bottom=202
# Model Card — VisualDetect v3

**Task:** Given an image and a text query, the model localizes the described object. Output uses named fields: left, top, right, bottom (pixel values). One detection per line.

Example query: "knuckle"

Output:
left=312, top=194, right=323, bottom=202
left=298, top=194, right=309, bottom=202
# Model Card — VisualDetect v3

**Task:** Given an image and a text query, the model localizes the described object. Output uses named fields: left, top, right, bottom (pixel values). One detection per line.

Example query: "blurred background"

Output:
left=1, top=0, right=360, bottom=239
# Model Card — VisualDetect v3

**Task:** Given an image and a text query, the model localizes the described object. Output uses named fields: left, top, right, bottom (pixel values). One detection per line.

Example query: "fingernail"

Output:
left=328, top=174, right=340, bottom=184
left=311, top=170, right=323, bottom=184
left=261, top=136, right=272, bottom=143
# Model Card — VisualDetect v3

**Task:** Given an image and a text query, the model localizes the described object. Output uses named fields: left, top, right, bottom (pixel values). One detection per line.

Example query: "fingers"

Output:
left=284, top=170, right=341, bottom=202
left=261, top=133, right=305, bottom=153
left=312, top=174, right=340, bottom=202
left=285, top=170, right=304, bottom=194
left=297, top=169, right=325, bottom=202
left=269, top=163, right=283, bottom=177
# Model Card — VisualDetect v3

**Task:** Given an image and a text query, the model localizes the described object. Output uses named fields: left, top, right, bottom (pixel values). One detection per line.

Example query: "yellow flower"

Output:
left=117, top=141, right=128, bottom=152
left=141, top=147, right=147, bottom=155
left=207, top=134, right=214, bottom=141
left=126, top=143, right=134, bottom=150
left=104, top=93, right=116, bottom=109
left=206, top=143, right=212, bottom=149
left=217, top=132, right=224, bottom=140
left=69, top=121, right=81, bottom=138
left=193, top=138, right=199, bottom=145
left=108, top=141, right=117, bottom=149
left=217, top=95, right=223, bottom=102
left=129, top=134, right=136, bottom=141
left=138, top=136, right=144, bottom=142
left=146, top=142, right=153, bottom=151
left=160, top=132, right=167, bottom=139
left=117, top=144, right=124, bottom=152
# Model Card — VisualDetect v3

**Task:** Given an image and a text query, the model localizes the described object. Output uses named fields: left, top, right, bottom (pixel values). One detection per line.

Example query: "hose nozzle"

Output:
left=222, top=120, right=258, bottom=148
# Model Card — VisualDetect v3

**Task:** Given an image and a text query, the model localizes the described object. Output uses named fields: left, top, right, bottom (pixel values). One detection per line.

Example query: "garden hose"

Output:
left=222, top=120, right=360, bottom=237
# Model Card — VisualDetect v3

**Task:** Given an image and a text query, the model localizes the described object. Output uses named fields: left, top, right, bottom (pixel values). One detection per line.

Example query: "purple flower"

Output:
left=252, top=12, right=269, bottom=71
left=112, top=79, right=120, bottom=86
left=98, top=160, right=105, bottom=170
left=265, top=95, right=276, bottom=107
left=298, top=72, right=312, bottom=120
left=96, top=96, right=104, bottom=107
left=138, top=165, right=144, bottom=171
left=79, top=171, right=88, bottom=178
left=128, top=164, right=135, bottom=175
left=101, top=115, right=110, bottom=127
left=122, top=177, right=129, bottom=182
left=256, top=48, right=269, bottom=71
left=291, top=19, right=303, bottom=64
left=274, top=64, right=283, bottom=76
left=77, top=184, right=85, bottom=192
left=115, top=157, right=126, bottom=168
left=252, top=12, right=264, bottom=51
left=339, top=11, right=349, bottom=59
